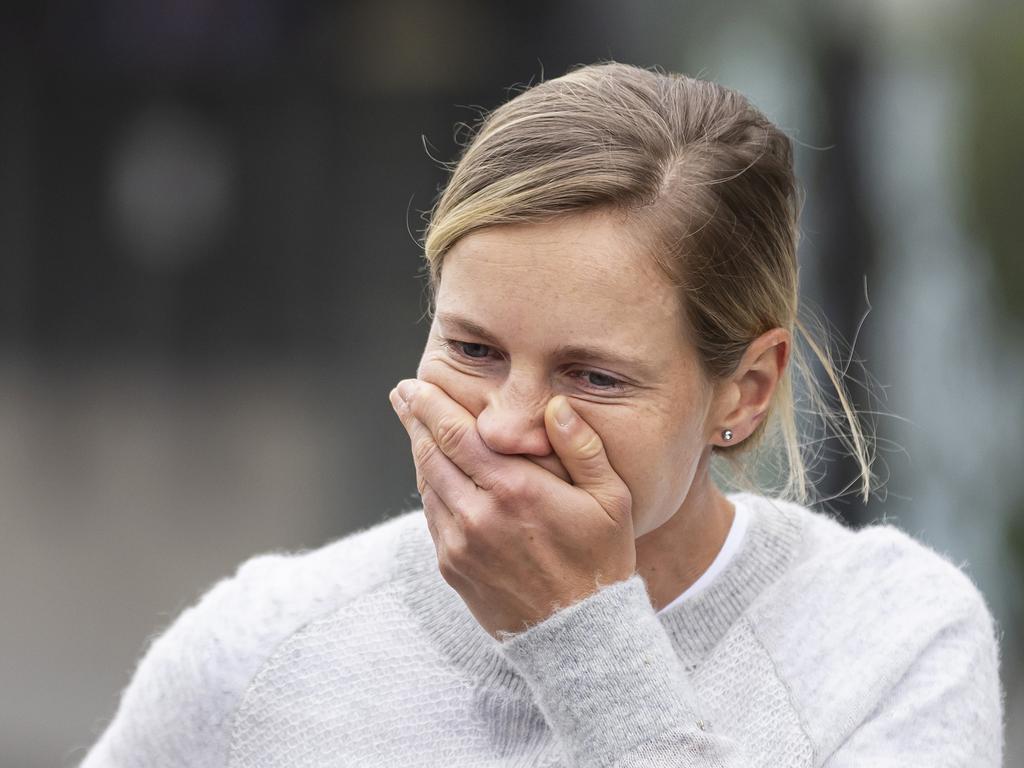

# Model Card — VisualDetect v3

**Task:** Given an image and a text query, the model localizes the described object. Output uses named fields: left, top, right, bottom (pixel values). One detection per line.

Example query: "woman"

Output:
left=81, top=62, right=1004, bottom=767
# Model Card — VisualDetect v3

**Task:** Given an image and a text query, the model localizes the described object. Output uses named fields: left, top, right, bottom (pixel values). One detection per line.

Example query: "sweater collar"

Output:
left=397, top=492, right=806, bottom=698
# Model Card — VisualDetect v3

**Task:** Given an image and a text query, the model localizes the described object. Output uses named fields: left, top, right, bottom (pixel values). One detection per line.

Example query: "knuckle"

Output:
left=474, top=466, right=504, bottom=493
left=459, top=506, right=493, bottom=545
left=459, top=509, right=484, bottom=540
left=412, top=435, right=440, bottom=467
left=576, top=431, right=605, bottom=461
left=608, top=484, right=633, bottom=521
left=420, top=482, right=438, bottom=508
left=443, top=536, right=470, bottom=571
left=437, top=556, right=460, bottom=584
left=434, top=415, right=468, bottom=457
left=491, top=471, right=529, bottom=504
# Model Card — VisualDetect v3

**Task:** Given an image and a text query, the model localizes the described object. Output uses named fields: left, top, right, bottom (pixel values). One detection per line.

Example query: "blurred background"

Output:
left=1, top=1, right=1021, bottom=765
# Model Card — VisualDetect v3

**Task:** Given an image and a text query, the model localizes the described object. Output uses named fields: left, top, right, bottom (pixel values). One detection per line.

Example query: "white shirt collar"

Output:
left=656, top=498, right=751, bottom=614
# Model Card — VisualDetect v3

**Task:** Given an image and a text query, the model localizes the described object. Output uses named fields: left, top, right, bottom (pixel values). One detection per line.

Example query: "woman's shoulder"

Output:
left=237, top=508, right=422, bottom=611
left=79, top=508, right=423, bottom=767
left=731, top=492, right=991, bottom=623
left=742, top=494, right=995, bottom=638
left=741, top=495, right=1002, bottom=758
left=782, top=498, right=990, bottom=619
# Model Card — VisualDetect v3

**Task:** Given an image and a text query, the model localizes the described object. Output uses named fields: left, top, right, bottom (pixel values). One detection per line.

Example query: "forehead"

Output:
left=439, top=211, right=678, bottom=315
left=435, top=210, right=690, bottom=358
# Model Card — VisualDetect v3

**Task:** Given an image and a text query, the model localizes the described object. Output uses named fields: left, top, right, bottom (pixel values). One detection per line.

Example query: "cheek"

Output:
left=587, top=404, right=703, bottom=525
left=416, top=353, right=488, bottom=417
left=574, top=403, right=663, bottom=491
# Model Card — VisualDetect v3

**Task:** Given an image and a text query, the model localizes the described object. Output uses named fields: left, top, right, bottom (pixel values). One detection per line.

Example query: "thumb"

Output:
left=544, top=396, right=631, bottom=522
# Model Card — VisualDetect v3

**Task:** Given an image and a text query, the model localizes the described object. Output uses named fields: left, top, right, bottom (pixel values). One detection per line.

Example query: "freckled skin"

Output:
left=416, top=208, right=787, bottom=609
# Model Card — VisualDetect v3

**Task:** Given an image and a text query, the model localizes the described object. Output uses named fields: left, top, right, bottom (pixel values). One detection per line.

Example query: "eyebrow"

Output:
left=436, top=311, right=659, bottom=380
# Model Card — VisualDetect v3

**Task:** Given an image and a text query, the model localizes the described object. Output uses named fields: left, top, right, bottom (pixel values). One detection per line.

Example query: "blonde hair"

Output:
left=421, top=61, right=878, bottom=506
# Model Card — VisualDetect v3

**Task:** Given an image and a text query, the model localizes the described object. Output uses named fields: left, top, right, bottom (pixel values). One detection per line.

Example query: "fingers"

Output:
left=420, top=480, right=473, bottom=590
left=394, top=379, right=501, bottom=490
left=419, top=479, right=458, bottom=553
left=543, top=396, right=632, bottom=525
left=390, top=387, right=477, bottom=512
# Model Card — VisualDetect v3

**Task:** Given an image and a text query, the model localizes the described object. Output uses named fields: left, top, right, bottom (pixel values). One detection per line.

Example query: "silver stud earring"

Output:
left=722, top=429, right=734, bottom=442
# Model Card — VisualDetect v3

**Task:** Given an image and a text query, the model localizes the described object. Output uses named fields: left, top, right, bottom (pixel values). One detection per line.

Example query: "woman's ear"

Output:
left=711, top=328, right=791, bottom=446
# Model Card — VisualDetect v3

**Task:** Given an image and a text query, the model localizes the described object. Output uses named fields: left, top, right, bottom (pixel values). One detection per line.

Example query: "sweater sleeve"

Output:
left=822, top=593, right=1004, bottom=767
left=497, top=573, right=746, bottom=768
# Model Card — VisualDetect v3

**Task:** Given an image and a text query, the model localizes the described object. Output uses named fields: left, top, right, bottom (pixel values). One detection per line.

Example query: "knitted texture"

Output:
left=78, top=493, right=1005, bottom=767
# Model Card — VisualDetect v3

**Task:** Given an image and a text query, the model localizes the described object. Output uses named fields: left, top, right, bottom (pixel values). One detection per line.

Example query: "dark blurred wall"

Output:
left=0, top=0, right=883, bottom=522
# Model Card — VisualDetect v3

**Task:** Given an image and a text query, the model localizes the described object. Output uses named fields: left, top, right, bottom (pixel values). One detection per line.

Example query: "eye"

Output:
left=443, top=339, right=499, bottom=361
left=567, top=369, right=627, bottom=392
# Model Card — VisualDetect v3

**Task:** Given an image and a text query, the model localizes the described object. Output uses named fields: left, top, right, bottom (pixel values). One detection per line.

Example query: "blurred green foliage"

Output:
left=962, top=6, right=1024, bottom=326
left=962, top=8, right=1024, bottom=650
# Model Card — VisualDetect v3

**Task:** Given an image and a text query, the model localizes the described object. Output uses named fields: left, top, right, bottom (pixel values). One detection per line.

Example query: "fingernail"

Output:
left=397, top=379, right=418, bottom=400
left=554, top=396, right=575, bottom=428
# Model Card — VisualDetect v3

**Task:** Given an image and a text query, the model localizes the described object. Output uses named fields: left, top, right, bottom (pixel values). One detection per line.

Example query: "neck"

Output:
left=633, top=465, right=735, bottom=613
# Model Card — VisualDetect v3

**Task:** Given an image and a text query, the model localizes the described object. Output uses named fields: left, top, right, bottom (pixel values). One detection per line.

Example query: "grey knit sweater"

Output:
left=79, top=492, right=1005, bottom=767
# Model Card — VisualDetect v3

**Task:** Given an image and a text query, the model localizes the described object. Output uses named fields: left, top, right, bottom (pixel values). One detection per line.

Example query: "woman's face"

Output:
left=416, top=208, right=720, bottom=538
